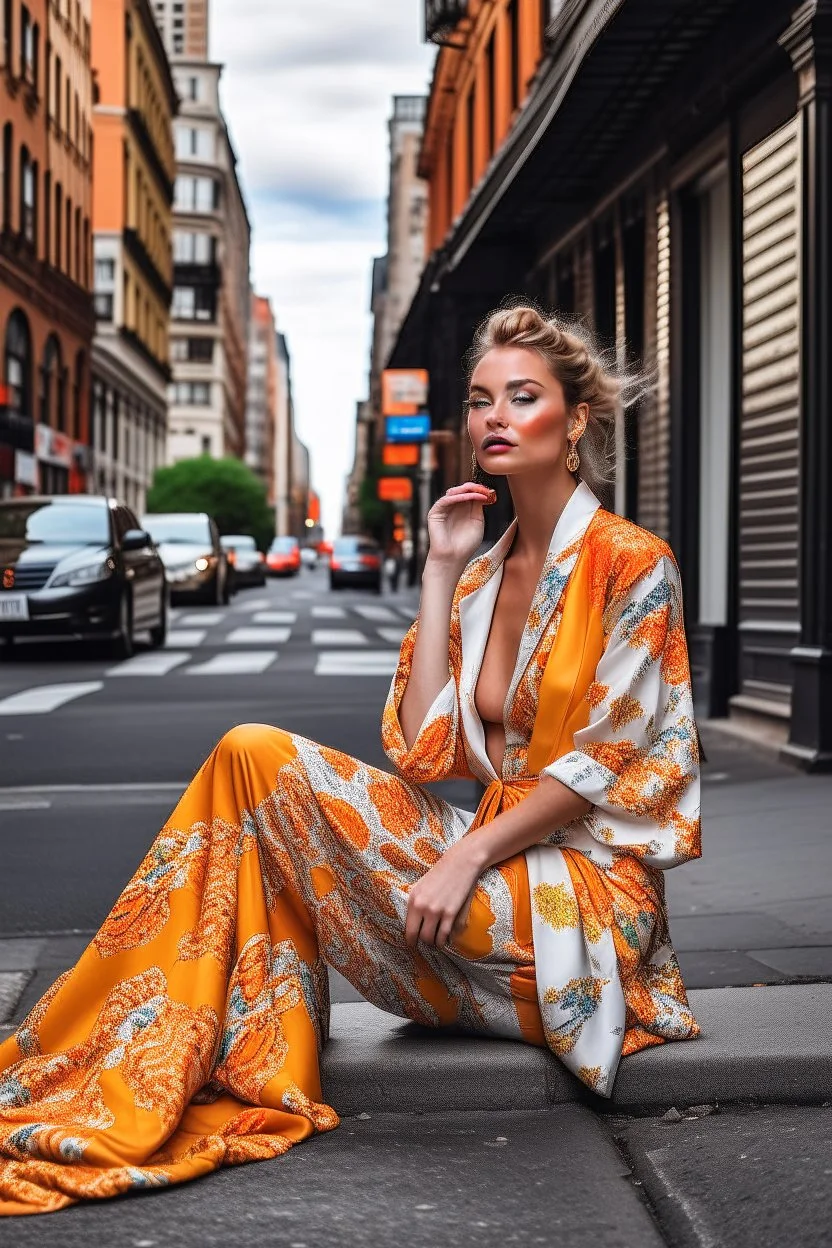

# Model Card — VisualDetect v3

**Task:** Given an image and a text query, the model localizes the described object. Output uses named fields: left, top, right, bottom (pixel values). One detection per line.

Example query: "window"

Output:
left=174, top=176, right=219, bottom=212
left=95, top=258, right=115, bottom=284
left=94, top=292, right=114, bottom=320
left=4, top=310, right=33, bottom=420
left=171, top=381, right=210, bottom=406
left=54, top=56, right=61, bottom=128
left=201, top=434, right=211, bottom=455
left=20, top=148, right=36, bottom=245
left=54, top=182, right=62, bottom=268
left=170, top=336, right=214, bottom=363
left=20, top=7, right=37, bottom=84
left=40, top=335, right=65, bottom=431
left=509, top=0, right=520, bottom=111
left=187, top=76, right=200, bottom=101
left=174, top=126, right=213, bottom=161
left=172, top=285, right=215, bottom=322
left=173, top=230, right=215, bottom=263
left=2, top=124, right=12, bottom=231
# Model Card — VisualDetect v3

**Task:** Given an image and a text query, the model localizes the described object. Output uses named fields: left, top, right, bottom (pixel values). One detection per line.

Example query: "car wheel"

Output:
left=111, top=592, right=134, bottom=661
left=221, top=570, right=231, bottom=606
left=329, top=577, right=339, bottom=591
left=0, top=634, right=14, bottom=658
left=149, top=588, right=168, bottom=649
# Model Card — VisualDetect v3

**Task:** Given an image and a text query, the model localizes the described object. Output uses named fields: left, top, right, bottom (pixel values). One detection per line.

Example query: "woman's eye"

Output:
left=468, top=397, right=490, bottom=409
left=513, top=392, right=535, bottom=404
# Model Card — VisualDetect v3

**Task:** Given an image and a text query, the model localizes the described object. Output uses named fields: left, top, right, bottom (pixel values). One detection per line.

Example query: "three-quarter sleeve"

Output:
left=381, top=617, right=472, bottom=783
left=542, top=553, right=700, bottom=870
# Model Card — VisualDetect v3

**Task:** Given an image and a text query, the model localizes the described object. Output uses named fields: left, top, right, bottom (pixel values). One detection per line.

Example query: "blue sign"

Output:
left=386, top=414, right=430, bottom=443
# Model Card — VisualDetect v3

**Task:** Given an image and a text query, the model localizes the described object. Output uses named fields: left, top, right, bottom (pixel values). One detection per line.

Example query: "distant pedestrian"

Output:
left=384, top=538, right=404, bottom=592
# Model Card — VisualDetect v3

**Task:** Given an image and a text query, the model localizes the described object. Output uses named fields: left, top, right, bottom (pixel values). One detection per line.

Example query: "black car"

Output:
left=0, top=495, right=168, bottom=658
left=220, top=534, right=266, bottom=589
left=329, top=536, right=383, bottom=593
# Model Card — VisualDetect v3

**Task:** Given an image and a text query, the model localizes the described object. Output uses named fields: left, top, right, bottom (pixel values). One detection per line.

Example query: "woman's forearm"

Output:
left=464, top=775, right=592, bottom=872
left=398, top=559, right=463, bottom=750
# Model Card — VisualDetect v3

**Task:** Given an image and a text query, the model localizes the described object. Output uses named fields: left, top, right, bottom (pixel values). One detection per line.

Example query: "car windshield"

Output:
left=269, top=538, right=298, bottom=553
left=221, top=535, right=256, bottom=551
left=333, top=538, right=378, bottom=555
left=142, top=515, right=211, bottom=545
left=0, top=501, right=110, bottom=546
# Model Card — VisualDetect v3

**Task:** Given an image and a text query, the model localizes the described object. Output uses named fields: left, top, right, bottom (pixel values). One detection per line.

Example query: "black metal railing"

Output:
left=425, top=0, right=469, bottom=42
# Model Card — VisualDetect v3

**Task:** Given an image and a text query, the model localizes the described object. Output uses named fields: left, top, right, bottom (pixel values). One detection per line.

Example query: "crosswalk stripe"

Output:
left=235, top=597, right=271, bottom=612
left=311, top=606, right=346, bottom=619
left=226, top=627, right=291, bottom=645
left=187, top=652, right=277, bottom=675
left=165, top=629, right=207, bottom=648
left=376, top=627, right=407, bottom=645
left=177, top=612, right=223, bottom=627
left=314, top=651, right=398, bottom=676
left=253, top=611, right=297, bottom=624
left=0, top=682, right=104, bottom=715
left=352, top=605, right=398, bottom=622
left=395, top=606, right=417, bottom=621
left=311, top=629, right=367, bottom=646
left=107, top=652, right=191, bottom=677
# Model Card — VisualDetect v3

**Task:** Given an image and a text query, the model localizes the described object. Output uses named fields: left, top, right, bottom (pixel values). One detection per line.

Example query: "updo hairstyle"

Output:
left=466, top=303, right=644, bottom=499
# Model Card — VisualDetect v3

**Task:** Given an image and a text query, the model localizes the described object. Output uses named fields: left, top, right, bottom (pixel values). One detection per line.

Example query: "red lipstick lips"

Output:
left=482, top=435, right=515, bottom=452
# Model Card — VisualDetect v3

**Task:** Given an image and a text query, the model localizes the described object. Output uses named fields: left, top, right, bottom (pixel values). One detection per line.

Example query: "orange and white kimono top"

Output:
left=382, top=481, right=701, bottom=1095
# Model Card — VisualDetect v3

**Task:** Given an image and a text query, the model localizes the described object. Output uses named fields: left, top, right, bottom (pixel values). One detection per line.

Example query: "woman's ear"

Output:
left=569, top=402, right=590, bottom=440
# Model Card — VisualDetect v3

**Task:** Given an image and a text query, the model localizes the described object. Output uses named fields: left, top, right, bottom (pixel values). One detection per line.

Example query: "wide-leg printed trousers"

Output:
left=0, top=725, right=544, bottom=1215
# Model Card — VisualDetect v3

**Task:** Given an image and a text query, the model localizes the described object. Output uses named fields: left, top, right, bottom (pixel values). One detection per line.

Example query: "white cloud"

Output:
left=211, top=1, right=435, bottom=535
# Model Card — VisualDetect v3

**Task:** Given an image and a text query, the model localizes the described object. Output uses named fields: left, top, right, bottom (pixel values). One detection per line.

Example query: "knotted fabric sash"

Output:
left=469, top=529, right=604, bottom=828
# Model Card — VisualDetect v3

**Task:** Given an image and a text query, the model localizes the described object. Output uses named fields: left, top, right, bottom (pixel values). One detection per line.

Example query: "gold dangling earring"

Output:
left=566, top=439, right=581, bottom=475
left=470, top=447, right=481, bottom=483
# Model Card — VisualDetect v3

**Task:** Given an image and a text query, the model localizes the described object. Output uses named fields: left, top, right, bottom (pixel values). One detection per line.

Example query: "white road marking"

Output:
left=315, top=651, right=398, bottom=676
left=177, top=612, right=223, bottom=627
left=106, top=652, right=191, bottom=677
left=253, top=611, right=297, bottom=624
left=312, top=606, right=346, bottom=619
left=396, top=606, right=417, bottom=621
left=377, top=627, right=407, bottom=645
left=165, top=629, right=207, bottom=648
left=0, top=682, right=104, bottom=715
left=226, top=627, right=291, bottom=645
left=0, top=782, right=186, bottom=794
left=352, top=604, right=398, bottom=622
left=0, top=798, right=51, bottom=810
left=235, top=597, right=271, bottom=612
left=311, top=629, right=367, bottom=647
left=291, top=591, right=313, bottom=599
left=186, top=651, right=277, bottom=675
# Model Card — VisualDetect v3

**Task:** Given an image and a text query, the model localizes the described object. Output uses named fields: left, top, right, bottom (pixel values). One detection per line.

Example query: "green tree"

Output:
left=146, top=457, right=276, bottom=551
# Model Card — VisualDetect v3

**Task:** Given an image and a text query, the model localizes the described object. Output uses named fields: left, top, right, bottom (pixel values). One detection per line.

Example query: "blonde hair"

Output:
left=467, top=303, right=644, bottom=499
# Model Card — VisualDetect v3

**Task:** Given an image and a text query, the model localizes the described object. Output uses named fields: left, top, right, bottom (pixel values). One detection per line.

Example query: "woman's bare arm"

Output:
left=398, top=482, right=496, bottom=749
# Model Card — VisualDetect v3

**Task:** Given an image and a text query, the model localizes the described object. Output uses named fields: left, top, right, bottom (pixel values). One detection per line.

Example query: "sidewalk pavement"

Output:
left=1, top=727, right=830, bottom=1244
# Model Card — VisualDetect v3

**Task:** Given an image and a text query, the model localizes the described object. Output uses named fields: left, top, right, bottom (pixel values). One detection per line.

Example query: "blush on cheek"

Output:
left=520, top=407, right=566, bottom=441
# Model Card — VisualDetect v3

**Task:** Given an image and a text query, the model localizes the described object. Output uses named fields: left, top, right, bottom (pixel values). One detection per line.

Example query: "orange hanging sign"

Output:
left=377, top=477, right=413, bottom=501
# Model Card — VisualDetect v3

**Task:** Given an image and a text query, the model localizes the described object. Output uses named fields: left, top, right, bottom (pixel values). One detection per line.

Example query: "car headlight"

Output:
left=195, top=557, right=210, bottom=572
left=51, top=558, right=115, bottom=588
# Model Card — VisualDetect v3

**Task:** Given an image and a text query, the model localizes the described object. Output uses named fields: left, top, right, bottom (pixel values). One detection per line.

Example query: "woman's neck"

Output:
left=507, top=472, right=578, bottom=565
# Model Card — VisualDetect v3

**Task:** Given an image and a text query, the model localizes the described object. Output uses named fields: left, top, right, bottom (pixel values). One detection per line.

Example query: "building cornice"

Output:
left=123, top=226, right=173, bottom=307
left=127, top=107, right=175, bottom=203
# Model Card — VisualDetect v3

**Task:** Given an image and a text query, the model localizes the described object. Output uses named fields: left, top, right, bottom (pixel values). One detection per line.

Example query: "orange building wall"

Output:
left=421, top=0, right=547, bottom=253
left=90, top=0, right=127, bottom=233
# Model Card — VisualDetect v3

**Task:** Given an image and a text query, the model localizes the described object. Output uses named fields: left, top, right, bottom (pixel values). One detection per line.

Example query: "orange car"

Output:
left=266, top=536, right=301, bottom=577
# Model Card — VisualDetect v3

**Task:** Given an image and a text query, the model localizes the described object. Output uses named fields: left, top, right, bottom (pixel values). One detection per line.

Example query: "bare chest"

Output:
left=474, top=560, right=539, bottom=727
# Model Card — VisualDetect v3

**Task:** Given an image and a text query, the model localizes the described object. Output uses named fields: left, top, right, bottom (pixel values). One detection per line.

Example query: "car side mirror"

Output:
left=122, top=528, right=152, bottom=552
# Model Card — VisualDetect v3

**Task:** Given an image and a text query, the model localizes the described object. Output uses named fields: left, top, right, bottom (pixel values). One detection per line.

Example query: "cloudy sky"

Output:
left=210, top=2, right=436, bottom=536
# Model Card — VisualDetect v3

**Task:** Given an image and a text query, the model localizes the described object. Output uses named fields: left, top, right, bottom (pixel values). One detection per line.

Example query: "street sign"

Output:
left=386, top=414, right=430, bottom=443
left=377, top=476, right=413, bottom=501
left=382, top=443, right=419, bottom=466
left=381, top=369, right=428, bottom=415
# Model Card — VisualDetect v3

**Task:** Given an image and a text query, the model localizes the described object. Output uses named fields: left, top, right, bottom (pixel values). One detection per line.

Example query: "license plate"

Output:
left=0, top=594, right=29, bottom=620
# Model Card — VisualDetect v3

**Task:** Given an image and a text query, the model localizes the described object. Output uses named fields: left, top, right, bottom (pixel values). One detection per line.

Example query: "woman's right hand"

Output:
left=425, top=482, right=497, bottom=571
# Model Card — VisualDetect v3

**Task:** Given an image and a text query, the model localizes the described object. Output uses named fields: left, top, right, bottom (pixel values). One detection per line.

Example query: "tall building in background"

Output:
left=344, top=96, right=427, bottom=534
left=90, top=0, right=178, bottom=512
left=152, top=0, right=208, bottom=58
left=245, top=294, right=277, bottom=503
left=1, top=0, right=95, bottom=497
left=165, top=60, right=251, bottom=463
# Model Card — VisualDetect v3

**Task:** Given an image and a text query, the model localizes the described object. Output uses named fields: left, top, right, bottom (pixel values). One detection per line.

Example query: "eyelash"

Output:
left=466, top=392, right=536, bottom=409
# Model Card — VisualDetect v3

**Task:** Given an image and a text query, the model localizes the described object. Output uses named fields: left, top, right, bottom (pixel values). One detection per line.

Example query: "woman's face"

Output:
left=467, top=346, right=586, bottom=480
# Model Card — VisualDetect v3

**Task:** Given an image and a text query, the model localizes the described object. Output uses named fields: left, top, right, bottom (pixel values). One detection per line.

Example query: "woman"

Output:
left=0, top=306, right=700, bottom=1215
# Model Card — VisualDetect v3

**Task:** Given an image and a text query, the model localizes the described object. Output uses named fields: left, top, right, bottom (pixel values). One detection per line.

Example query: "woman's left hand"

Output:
left=405, top=838, right=485, bottom=950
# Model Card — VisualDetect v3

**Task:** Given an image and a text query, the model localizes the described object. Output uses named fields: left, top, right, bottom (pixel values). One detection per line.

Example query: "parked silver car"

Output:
left=141, top=512, right=230, bottom=605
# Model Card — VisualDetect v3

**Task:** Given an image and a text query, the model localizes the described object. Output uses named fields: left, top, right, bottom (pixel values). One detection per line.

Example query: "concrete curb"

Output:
left=2, top=984, right=830, bottom=1113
